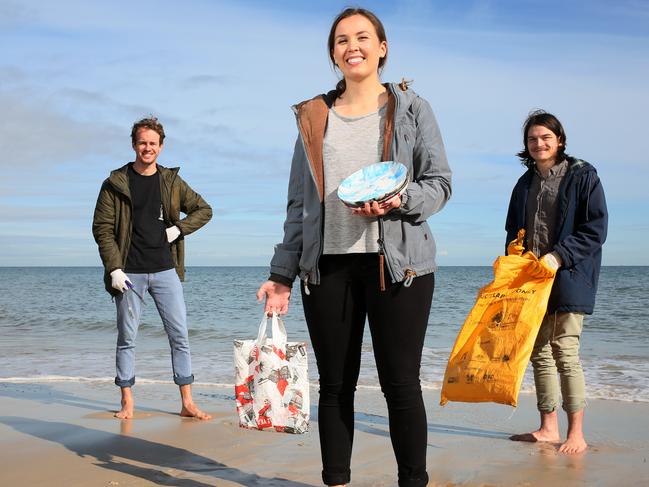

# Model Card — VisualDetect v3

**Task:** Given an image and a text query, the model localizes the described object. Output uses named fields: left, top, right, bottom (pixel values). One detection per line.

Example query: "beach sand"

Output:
left=1, top=381, right=647, bottom=486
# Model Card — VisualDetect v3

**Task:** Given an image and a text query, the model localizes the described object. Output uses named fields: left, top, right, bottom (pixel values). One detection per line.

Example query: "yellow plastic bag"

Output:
left=440, top=230, right=556, bottom=407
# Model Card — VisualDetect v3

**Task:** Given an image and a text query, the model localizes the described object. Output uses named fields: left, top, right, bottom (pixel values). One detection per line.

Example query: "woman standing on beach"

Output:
left=257, top=7, right=451, bottom=486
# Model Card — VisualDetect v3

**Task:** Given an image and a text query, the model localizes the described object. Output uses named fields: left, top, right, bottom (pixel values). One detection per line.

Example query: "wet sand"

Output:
left=0, top=381, right=647, bottom=486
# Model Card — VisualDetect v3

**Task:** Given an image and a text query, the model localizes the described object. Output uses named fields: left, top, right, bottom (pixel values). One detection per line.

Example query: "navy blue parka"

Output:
left=505, top=157, right=608, bottom=314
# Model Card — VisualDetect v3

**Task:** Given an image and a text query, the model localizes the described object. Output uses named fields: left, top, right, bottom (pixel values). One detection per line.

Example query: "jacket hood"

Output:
left=107, top=163, right=180, bottom=196
left=292, top=81, right=417, bottom=117
left=523, top=157, right=596, bottom=179
left=386, top=81, right=419, bottom=124
left=560, top=157, right=597, bottom=181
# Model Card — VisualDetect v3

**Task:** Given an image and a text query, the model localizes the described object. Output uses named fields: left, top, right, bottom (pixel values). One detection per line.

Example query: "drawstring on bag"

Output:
left=403, top=269, right=416, bottom=288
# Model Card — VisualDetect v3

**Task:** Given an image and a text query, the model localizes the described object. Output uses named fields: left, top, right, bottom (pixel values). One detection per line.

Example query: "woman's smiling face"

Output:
left=331, top=14, right=387, bottom=83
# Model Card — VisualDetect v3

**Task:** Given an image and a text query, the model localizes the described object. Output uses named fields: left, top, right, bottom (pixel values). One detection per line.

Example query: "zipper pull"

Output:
left=403, top=269, right=417, bottom=288
left=302, top=274, right=311, bottom=296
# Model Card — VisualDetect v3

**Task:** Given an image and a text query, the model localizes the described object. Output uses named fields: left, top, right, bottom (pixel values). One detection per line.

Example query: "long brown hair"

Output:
left=517, top=110, right=569, bottom=169
left=327, top=8, right=388, bottom=97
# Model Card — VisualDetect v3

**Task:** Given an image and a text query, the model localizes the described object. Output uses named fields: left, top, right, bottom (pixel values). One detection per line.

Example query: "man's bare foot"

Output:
left=559, top=435, right=587, bottom=454
left=511, top=410, right=560, bottom=442
left=510, top=429, right=561, bottom=443
left=561, top=409, right=587, bottom=453
left=180, top=402, right=212, bottom=420
left=178, top=384, right=211, bottom=420
left=115, top=387, right=134, bottom=419
left=115, top=406, right=134, bottom=419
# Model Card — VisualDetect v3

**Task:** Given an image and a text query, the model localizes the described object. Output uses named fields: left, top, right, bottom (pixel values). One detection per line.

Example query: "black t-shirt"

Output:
left=125, top=164, right=175, bottom=274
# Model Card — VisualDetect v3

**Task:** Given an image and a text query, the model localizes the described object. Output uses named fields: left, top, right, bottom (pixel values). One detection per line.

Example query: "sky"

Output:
left=1, top=0, right=648, bottom=266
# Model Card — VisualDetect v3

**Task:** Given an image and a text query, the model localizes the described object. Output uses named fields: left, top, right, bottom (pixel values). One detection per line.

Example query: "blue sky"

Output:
left=1, top=0, right=647, bottom=266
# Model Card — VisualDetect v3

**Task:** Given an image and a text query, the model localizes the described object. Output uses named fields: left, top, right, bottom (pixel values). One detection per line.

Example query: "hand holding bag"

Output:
left=234, top=313, right=309, bottom=433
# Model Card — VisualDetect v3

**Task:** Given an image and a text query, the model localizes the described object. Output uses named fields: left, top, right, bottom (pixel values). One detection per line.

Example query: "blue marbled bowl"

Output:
left=337, top=161, right=409, bottom=208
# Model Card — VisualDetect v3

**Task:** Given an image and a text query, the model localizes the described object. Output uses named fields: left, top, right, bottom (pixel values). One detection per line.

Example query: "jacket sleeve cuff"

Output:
left=174, top=222, right=186, bottom=236
left=553, top=245, right=571, bottom=268
left=269, top=273, right=294, bottom=288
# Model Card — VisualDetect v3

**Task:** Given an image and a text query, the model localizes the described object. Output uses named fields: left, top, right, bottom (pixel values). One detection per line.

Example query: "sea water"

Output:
left=0, top=266, right=647, bottom=402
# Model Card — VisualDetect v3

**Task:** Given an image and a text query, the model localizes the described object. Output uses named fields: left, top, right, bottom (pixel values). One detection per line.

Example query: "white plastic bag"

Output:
left=234, top=313, right=309, bottom=433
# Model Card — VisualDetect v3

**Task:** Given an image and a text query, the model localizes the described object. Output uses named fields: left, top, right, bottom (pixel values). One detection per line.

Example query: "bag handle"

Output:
left=255, top=315, right=269, bottom=344
left=256, top=312, right=288, bottom=350
left=271, top=313, right=287, bottom=350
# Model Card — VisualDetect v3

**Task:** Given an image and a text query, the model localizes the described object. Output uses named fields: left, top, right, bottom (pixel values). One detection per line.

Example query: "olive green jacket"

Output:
left=92, top=163, right=212, bottom=296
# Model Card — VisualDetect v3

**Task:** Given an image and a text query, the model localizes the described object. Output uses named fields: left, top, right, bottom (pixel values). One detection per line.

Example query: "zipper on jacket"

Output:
left=162, top=169, right=179, bottom=226
left=313, top=202, right=325, bottom=286
left=557, top=172, right=571, bottom=230
left=169, top=171, right=178, bottom=224
left=584, top=172, right=592, bottom=222
left=126, top=205, right=133, bottom=268
left=294, top=111, right=325, bottom=286
left=375, top=88, right=399, bottom=289
left=557, top=161, right=587, bottom=233
left=108, top=176, right=133, bottom=269
left=158, top=168, right=180, bottom=273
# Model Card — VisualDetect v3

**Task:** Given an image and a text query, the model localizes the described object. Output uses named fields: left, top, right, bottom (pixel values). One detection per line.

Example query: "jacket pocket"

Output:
left=400, top=220, right=434, bottom=266
left=569, top=262, right=594, bottom=289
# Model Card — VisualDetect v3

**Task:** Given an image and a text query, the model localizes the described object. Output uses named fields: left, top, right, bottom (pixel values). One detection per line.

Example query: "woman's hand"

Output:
left=256, top=280, right=292, bottom=315
left=352, top=195, right=401, bottom=217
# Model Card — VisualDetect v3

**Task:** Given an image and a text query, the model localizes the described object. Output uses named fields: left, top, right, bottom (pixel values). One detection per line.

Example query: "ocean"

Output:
left=1, top=266, right=647, bottom=403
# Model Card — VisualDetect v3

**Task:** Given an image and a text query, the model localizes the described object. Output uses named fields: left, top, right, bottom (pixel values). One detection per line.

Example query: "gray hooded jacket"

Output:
left=270, top=82, right=452, bottom=287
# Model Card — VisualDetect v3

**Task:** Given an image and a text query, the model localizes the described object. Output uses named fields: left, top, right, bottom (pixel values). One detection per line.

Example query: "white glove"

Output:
left=166, top=225, right=181, bottom=243
left=541, top=251, right=562, bottom=270
left=110, top=269, right=132, bottom=293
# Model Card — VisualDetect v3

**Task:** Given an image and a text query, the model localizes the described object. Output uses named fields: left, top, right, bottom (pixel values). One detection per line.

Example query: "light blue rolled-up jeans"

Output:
left=114, top=268, right=194, bottom=387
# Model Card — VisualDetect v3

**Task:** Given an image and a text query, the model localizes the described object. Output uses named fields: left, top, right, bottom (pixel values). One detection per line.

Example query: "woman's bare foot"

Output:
left=180, top=402, right=212, bottom=420
left=115, top=387, right=134, bottom=419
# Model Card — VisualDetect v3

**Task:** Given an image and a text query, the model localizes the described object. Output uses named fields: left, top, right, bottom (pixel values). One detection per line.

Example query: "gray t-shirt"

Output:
left=322, top=105, right=386, bottom=254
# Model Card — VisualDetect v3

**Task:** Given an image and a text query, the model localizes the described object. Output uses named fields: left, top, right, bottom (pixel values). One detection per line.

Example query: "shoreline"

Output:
left=1, top=381, right=648, bottom=486
left=2, top=375, right=648, bottom=405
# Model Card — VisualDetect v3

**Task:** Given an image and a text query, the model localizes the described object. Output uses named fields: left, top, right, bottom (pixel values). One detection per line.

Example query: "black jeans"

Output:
left=301, top=254, right=434, bottom=487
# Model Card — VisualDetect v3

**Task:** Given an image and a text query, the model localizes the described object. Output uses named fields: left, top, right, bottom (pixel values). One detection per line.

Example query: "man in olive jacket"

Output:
left=92, top=117, right=212, bottom=420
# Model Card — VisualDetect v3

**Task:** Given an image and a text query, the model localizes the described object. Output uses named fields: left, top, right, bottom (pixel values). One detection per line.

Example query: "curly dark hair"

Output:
left=517, top=109, right=568, bottom=169
left=131, top=116, right=165, bottom=145
left=328, top=7, right=388, bottom=97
